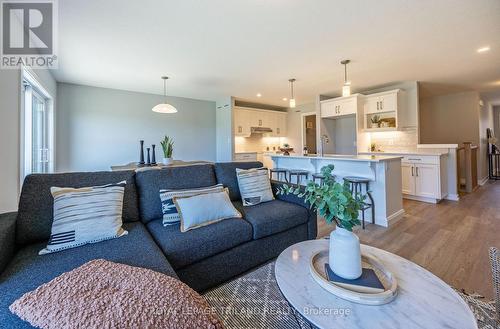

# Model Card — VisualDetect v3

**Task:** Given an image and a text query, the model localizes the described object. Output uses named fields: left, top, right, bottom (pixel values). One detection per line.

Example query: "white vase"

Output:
left=162, top=157, right=173, bottom=165
left=329, top=227, right=362, bottom=280
left=371, top=122, right=379, bottom=128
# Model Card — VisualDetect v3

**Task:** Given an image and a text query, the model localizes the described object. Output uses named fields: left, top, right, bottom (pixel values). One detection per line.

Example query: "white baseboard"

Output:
left=403, top=194, right=439, bottom=204
left=445, top=194, right=460, bottom=201
left=386, top=209, right=405, bottom=225
left=478, top=176, right=489, bottom=186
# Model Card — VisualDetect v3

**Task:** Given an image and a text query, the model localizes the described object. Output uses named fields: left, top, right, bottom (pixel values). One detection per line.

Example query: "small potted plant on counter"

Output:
left=370, top=115, right=380, bottom=128
left=277, top=165, right=366, bottom=279
left=160, top=135, right=174, bottom=165
left=279, top=143, right=294, bottom=156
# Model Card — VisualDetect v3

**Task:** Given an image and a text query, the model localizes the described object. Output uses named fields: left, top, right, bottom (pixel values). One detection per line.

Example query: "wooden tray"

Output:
left=309, top=250, right=398, bottom=305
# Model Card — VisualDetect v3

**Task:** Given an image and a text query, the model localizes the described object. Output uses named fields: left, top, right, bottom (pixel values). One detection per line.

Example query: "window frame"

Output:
left=20, top=68, right=55, bottom=184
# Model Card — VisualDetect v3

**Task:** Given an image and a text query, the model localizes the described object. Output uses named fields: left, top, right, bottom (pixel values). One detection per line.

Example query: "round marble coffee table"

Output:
left=275, top=240, right=477, bottom=329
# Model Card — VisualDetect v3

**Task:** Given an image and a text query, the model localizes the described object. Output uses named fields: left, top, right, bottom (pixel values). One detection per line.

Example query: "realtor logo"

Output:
left=1, top=0, right=58, bottom=68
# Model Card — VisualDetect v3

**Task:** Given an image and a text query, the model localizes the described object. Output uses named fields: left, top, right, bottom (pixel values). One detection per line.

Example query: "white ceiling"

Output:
left=54, top=0, right=500, bottom=105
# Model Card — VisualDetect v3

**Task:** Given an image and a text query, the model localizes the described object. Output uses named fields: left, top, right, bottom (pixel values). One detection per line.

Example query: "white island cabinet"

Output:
left=270, top=154, right=404, bottom=227
left=362, top=152, right=449, bottom=203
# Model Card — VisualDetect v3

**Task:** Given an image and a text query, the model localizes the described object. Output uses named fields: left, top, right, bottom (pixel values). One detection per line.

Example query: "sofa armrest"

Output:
left=0, top=212, right=17, bottom=274
left=271, top=181, right=317, bottom=239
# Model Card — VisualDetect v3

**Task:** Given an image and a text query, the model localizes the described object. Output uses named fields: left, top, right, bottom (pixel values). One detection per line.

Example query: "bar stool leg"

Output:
left=367, top=191, right=375, bottom=224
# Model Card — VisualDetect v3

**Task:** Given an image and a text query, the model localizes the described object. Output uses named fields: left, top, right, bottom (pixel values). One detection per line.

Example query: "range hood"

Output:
left=251, top=127, right=273, bottom=134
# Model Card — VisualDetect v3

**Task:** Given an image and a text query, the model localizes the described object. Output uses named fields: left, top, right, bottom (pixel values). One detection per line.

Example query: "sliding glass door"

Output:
left=22, top=69, right=54, bottom=179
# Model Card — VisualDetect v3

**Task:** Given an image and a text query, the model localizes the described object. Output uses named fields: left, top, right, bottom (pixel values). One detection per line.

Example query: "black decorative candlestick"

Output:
left=146, top=148, right=151, bottom=166
left=151, top=144, right=157, bottom=166
left=138, top=140, right=145, bottom=166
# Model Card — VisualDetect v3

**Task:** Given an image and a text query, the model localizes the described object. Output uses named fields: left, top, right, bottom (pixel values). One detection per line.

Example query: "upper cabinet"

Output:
left=320, top=94, right=361, bottom=118
left=233, top=107, right=287, bottom=137
left=363, top=89, right=404, bottom=131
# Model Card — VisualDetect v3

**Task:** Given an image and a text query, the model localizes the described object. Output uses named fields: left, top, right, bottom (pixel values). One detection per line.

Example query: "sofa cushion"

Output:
left=0, top=221, right=176, bottom=329
left=214, top=162, right=263, bottom=201
left=234, top=200, right=309, bottom=239
left=136, top=164, right=218, bottom=224
left=146, top=218, right=253, bottom=269
left=17, top=171, right=139, bottom=245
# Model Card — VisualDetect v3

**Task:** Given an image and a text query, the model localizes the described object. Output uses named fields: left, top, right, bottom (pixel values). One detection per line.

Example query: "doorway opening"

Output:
left=301, top=114, right=317, bottom=155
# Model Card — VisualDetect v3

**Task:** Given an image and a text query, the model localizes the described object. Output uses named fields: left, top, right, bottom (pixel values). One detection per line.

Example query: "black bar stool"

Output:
left=288, top=169, right=309, bottom=186
left=312, top=173, right=325, bottom=185
left=269, top=168, right=288, bottom=182
left=343, top=176, right=375, bottom=229
left=312, top=173, right=336, bottom=185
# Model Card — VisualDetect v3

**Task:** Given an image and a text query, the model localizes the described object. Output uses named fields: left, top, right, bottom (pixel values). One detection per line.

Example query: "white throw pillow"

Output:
left=159, top=184, right=224, bottom=226
left=236, top=168, right=274, bottom=206
left=174, top=189, right=242, bottom=232
left=40, top=181, right=128, bottom=255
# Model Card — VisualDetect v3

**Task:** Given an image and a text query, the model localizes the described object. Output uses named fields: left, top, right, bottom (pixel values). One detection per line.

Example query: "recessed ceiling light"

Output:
left=282, top=97, right=288, bottom=101
left=256, top=93, right=262, bottom=97
left=477, top=46, right=490, bottom=53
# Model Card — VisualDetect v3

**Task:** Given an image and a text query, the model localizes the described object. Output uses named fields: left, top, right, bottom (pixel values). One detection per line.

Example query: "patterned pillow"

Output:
left=236, top=168, right=274, bottom=206
left=159, top=184, right=224, bottom=226
left=39, top=182, right=128, bottom=255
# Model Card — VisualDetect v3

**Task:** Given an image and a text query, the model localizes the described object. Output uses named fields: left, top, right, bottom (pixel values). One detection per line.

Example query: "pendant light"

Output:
left=152, top=76, right=178, bottom=113
left=288, top=78, right=296, bottom=108
left=341, top=60, right=351, bottom=97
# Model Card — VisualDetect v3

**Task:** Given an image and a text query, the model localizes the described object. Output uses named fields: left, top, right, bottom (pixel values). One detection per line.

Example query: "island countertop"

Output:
left=269, top=154, right=403, bottom=163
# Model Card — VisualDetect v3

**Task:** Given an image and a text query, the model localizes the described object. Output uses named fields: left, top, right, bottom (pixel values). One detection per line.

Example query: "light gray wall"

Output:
left=216, top=97, right=233, bottom=161
left=56, top=83, right=216, bottom=172
left=0, top=68, right=56, bottom=212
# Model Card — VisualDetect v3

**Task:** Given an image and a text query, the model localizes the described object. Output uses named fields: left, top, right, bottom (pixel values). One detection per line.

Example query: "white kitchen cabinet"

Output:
left=401, top=163, right=415, bottom=195
left=320, top=94, right=359, bottom=118
left=234, top=108, right=252, bottom=136
left=414, top=164, right=440, bottom=199
left=363, top=89, right=403, bottom=131
left=233, top=107, right=287, bottom=137
left=401, top=154, right=447, bottom=203
left=234, top=152, right=257, bottom=161
left=364, top=90, right=399, bottom=114
left=274, top=112, right=287, bottom=137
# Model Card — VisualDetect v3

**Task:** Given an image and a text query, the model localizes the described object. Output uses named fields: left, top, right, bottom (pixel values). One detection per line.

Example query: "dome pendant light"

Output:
left=152, top=76, right=178, bottom=114
left=288, top=78, right=296, bottom=108
left=341, top=60, right=351, bottom=97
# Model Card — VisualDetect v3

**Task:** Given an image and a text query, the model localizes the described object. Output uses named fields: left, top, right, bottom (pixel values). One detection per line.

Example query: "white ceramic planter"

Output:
left=329, top=227, right=362, bottom=280
left=162, top=157, right=173, bottom=165
left=371, top=123, right=379, bottom=128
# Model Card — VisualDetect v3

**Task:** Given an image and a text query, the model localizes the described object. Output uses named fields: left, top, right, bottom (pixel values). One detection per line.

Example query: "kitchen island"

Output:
left=269, top=154, right=404, bottom=227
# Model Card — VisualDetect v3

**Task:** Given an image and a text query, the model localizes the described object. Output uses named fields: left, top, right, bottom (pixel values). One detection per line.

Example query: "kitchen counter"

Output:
left=360, top=151, right=448, bottom=156
left=271, top=154, right=402, bottom=163
left=270, top=154, right=404, bottom=227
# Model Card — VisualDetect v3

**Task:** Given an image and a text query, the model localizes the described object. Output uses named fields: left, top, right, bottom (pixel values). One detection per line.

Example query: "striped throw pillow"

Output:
left=39, top=181, right=128, bottom=255
left=159, top=184, right=224, bottom=226
left=236, top=168, right=274, bottom=206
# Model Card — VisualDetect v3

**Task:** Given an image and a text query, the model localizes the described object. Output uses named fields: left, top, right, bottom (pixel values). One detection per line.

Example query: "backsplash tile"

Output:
left=369, top=129, right=418, bottom=152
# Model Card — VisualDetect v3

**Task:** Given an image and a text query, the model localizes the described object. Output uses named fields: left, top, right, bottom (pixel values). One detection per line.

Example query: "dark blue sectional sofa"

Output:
left=0, top=162, right=317, bottom=328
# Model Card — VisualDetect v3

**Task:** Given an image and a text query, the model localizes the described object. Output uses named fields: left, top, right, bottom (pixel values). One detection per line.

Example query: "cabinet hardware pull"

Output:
left=411, top=167, right=414, bottom=176
left=416, top=167, right=419, bottom=176
left=258, top=119, right=262, bottom=126
left=238, top=126, right=242, bottom=133
left=377, top=101, right=379, bottom=111
left=408, top=158, right=421, bottom=161
left=380, top=101, right=383, bottom=110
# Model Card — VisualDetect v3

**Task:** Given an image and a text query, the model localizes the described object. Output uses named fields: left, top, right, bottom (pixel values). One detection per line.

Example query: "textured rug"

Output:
left=204, top=261, right=498, bottom=329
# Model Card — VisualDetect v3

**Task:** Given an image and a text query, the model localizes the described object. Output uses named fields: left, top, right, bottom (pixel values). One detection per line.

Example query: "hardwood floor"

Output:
left=317, top=180, right=500, bottom=299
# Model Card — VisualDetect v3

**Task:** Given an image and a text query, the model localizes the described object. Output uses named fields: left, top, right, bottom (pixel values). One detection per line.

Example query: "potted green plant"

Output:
left=160, top=136, right=174, bottom=165
left=277, top=164, right=366, bottom=279
left=370, top=115, right=380, bottom=128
